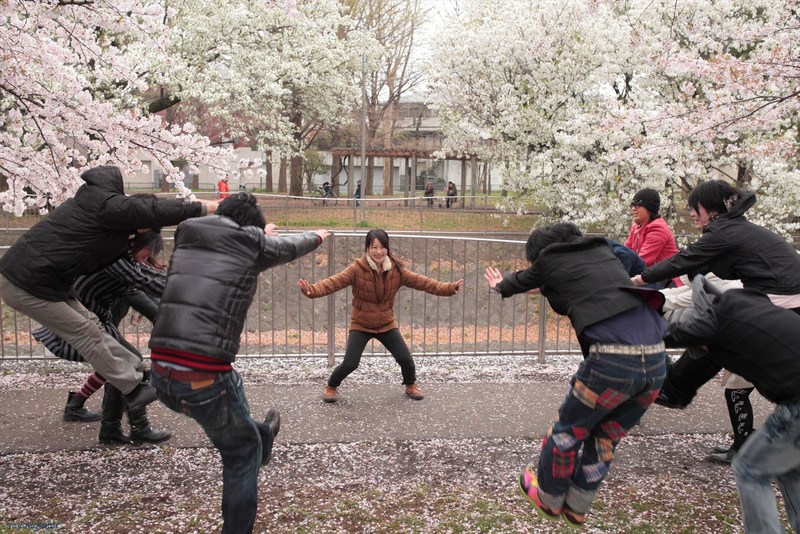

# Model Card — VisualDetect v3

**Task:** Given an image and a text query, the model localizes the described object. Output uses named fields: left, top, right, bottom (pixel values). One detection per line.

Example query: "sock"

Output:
left=725, top=387, right=754, bottom=450
left=76, top=372, right=107, bottom=400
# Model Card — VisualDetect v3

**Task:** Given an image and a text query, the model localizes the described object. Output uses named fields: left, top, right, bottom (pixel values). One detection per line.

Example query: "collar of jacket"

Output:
left=364, top=253, right=392, bottom=272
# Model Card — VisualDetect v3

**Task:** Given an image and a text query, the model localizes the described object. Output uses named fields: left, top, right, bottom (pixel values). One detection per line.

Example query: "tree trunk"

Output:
left=290, top=154, right=303, bottom=197
left=383, top=157, right=393, bottom=195
left=366, top=156, right=375, bottom=196
left=265, top=151, right=273, bottom=192
left=278, top=159, right=287, bottom=193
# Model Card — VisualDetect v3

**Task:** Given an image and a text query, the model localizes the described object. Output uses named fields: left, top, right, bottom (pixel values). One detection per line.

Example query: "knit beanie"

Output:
left=631, top=188, right=660, bottom=215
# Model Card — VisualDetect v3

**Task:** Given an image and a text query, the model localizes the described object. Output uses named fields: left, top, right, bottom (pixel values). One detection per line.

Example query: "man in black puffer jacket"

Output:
left=0, top=166, right=216, bottom=411
left=148, top=192, right=329, bottom=534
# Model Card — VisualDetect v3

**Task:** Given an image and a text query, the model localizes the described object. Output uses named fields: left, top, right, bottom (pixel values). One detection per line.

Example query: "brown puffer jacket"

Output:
left=304, top=255, right=460, bottom=332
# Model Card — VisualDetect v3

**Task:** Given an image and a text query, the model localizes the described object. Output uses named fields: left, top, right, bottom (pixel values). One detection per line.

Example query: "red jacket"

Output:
left=217, top=180, right=230, bottom=199
left=624, top=216, right=677, bottom=267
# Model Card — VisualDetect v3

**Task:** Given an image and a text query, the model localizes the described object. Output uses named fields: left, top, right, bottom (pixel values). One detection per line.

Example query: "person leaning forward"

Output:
left=0, top=165, right=217, bottom=412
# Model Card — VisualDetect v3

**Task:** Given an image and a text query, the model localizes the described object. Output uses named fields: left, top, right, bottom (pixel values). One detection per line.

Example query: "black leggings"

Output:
left=725, top=387, right=754, bottom=450
left=328, top=329, right=415, bottom=387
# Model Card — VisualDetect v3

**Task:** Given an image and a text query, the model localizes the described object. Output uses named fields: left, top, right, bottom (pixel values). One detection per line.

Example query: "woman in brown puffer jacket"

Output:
left=298, top=229, right=463, bottom=403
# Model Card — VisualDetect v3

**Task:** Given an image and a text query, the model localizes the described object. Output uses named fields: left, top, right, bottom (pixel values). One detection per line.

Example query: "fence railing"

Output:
left=0, top=233, right=583, bottom=363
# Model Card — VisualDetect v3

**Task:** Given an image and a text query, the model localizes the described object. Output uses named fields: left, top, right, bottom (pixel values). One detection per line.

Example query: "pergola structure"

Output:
left=328, top=148, right=483, bottom=205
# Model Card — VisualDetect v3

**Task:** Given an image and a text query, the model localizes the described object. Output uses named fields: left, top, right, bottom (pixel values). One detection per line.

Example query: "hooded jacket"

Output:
left=303, top=254, right=460, bottom=333
left=642, top=191, right=800, bottom=294
left=149, top=217, right=321, bottom=362
left=668, top=279, right=800, bottom=404
left=496, top=237, right=664, bottom=336
left=0, top=166, right=205, bottom=301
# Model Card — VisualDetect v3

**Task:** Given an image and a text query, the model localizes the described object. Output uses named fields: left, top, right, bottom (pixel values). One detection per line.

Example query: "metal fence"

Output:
left=0, top=233, right=582, bottom=362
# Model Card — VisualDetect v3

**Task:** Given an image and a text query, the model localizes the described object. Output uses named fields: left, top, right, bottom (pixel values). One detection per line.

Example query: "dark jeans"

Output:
left=151, top=369, right=275, bottom=534
left=660, top=350, right=723, bottom=406
left=328, top=329, right=415, bottom=387
left=537, top=348, right=666, bottom=515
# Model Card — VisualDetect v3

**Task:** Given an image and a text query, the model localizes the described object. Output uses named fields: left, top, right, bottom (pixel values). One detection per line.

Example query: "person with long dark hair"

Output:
left=298, top=229, right=463, bottom=403
left=632, top=179, right=800, bottom=409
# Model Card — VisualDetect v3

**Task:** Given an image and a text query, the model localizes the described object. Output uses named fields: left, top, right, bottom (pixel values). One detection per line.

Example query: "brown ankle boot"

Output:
left=405, top=383, right=423, bottom=400
left=322, top=385, right=338, bottom=403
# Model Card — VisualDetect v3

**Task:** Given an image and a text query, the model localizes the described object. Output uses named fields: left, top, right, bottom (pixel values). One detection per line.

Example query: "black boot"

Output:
left=128, top=407, right=171, bottom=444
left=63, top=391, right=101, bottom=422
left=98, top=385, right=132, bottom=445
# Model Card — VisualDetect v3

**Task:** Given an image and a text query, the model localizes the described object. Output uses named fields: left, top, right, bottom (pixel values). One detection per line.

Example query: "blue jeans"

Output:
left=151, top=369, right=275, bottom=534
left=732, top=399, right=800, bottom=534
left=537, top=348, right=665, bottom=515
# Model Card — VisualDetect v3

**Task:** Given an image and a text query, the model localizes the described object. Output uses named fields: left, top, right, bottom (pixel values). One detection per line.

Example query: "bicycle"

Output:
left=310, top=183, right=338, bottom=206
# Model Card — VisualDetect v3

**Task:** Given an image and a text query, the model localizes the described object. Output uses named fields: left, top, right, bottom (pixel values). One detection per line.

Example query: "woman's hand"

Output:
left=315, top=229, right=331, bottom=242
left=297, top=278, right=312, bottom=297
left=264, top=223, right=279, bottom=236
left=453, top=279, right=464, bottom=292
left=631, top=275, right=645, bottom=286
left=484, top=266, right=503, bottom=289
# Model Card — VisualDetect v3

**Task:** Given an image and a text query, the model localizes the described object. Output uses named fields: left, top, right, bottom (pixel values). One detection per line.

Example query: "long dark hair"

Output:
left=130, top=229, right=165, bottom=270
left=364, top=228, right=404, bottom=269
left=688, top=180, right=742, bottom=215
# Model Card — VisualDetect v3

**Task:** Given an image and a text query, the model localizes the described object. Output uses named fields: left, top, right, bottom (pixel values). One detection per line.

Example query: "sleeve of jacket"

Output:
left=257, top=231, right=321, bottom=271
left=495, top=264, right=544, bottom=298
left=305, top=262, right=358, bottom=298
left=97, top=195, right=204, bottom=229
left=637, top=223, right=671, bottom=266
left=642, top=230, right=724, bottom=283
left=400, top=270, right=459, bottom=296
left=103, top=257, right=166, bottom=297
left=623, top=225, right=636, bottom=249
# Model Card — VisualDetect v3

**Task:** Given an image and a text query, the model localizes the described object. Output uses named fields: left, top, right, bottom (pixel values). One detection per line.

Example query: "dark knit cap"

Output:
left=631, top=188, right=660, bottom=215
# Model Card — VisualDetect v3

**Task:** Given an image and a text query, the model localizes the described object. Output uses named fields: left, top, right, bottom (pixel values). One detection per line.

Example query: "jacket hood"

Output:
left=721, top=190, right=756, bottom=220
left=80, top=166, right=125, bottom=194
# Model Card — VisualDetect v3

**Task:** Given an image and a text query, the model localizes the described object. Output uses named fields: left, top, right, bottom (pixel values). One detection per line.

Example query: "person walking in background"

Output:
left=624, top=187, right=678, bottom=269
left=298, top=229, right=463, bottom=403
left=0, top=165, right=216, bottom=414
left=424, top=181, right=435, bottom=208
left=354, top=180, right=361, bottom=206
left=445, top=181, right=457, bottom=208
left=32, top=228, right=171, bottom=445
left=149, top=192, right=329, bottom=534
left=217, top=175, right=230, bottom=199
left=667, top=276, right=800, bottom=534
left=485, top=223, right=667, bottom=529
left=632, top=179, right=800, bottom=410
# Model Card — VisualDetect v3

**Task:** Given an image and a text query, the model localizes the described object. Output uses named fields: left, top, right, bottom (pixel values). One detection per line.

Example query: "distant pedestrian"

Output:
left=298, top=229, right=463, bottom=403
left=217, top=175, right=230, bottom=199
left=354, top=180, right=361, bottom=206
left=424, top=182, right=435, bottom=208
left=445, top=181, right=457, bottom=208
left=149, top=192, right=329, bottom=534
left=485, top=223, right=666, bottom=529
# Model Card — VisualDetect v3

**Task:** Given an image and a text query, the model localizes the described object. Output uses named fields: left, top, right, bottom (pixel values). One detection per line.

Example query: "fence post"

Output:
left=326, top=234, right=336, bottom=366
left=537, top=293, right=547, bottom=364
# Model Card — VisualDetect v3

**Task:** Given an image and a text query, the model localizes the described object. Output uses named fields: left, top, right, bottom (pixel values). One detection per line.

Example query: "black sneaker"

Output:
left=124, top=383, right=158, bottom=413
left=262, top=409, right=281, bottom=465
left=709, top=448, right=736, bottom=464
left=654, top=390, right=687, bottom=409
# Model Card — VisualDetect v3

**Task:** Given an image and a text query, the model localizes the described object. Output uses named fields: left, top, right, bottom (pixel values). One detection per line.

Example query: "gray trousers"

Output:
left=0, top=274, right=144, bottom=394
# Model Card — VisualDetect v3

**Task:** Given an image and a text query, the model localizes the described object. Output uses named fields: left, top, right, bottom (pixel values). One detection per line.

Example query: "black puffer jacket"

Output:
left=149, top=217, right=321, bottom=362
left=642, top=191, right=800, bottom=294
left=0, top=166, right=205, bottom=301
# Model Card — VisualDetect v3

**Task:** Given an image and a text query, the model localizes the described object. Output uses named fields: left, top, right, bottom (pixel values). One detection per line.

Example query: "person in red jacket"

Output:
left=624, top=188, right=678, bottom=268
left=217, top=175, right=230, bottom=199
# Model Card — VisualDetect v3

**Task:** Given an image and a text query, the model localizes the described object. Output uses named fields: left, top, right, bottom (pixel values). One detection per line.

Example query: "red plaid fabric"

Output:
left=597, top=388, right=629, bottom=410
left=600, top=420, right=627, bottom=442
left=636, top=388, right=660, bottom=406
left=551, top=447, right=576, bottom=479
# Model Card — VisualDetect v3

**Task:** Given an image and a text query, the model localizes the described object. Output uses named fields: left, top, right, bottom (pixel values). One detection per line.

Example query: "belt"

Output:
left=151, top=362, right=220, bottom=382
left=590, top=342, right=665, bottom=356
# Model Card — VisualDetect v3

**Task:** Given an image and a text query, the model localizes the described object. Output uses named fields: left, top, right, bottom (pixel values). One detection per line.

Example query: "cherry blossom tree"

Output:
left=162, top=0, right=370, bottom=195
left=427, top=0, right=800, bottom=236
left=0, top=0, right=232, bottom=215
